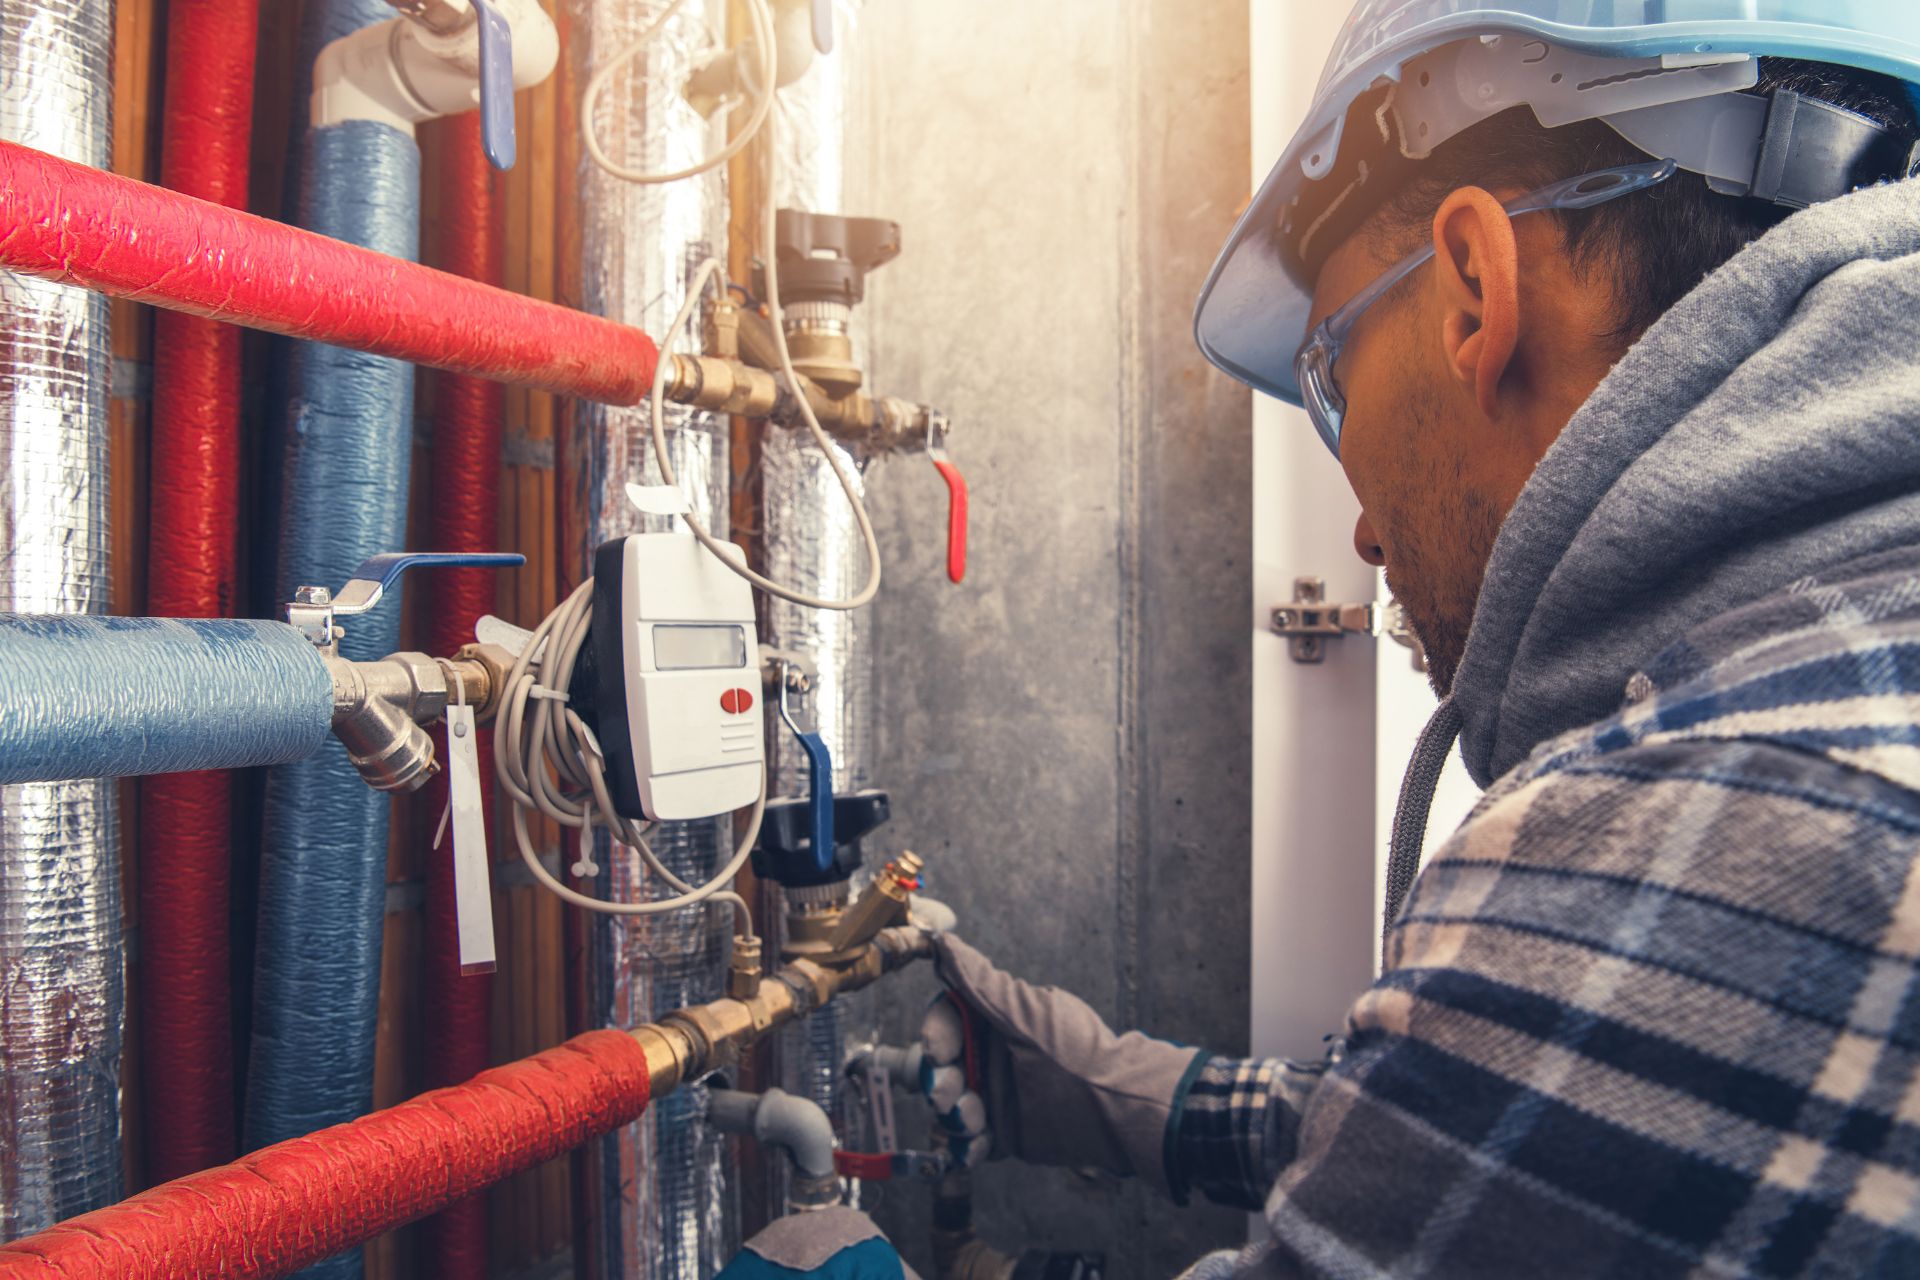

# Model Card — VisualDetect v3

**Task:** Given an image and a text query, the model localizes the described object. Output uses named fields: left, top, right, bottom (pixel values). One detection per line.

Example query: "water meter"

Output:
left=590, top=531, right=764, bottom=822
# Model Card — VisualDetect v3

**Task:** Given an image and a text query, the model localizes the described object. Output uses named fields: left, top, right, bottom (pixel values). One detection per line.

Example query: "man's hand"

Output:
left=922, top=933, right=1207, bottom=1197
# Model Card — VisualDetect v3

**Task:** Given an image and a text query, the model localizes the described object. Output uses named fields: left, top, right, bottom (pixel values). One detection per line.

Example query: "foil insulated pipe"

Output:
left=763, top=0, right=879, bottom=1184
left=0, top=0, right=123, bottom=1237
left=417, top=111, right=503, bottom=1280
left=247, top=11, right=421, bottom=1280
left=0, top=1030, right=656, bottom=1280
left=562, top=0, right=737, bottom=1273
left=0, top=141, right=658, bottom=404
left=0, top=617, right=335, bottom=784
left=140, top=0, right=260, bottom=1184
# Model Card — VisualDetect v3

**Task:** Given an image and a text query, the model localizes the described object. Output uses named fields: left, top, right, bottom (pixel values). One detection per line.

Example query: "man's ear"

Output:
left=1430, top=187, right=1519, bottom=419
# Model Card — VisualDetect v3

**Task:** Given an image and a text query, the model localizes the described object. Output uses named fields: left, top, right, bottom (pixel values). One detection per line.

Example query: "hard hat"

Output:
left=1194, top=1, right=1920, bottom=406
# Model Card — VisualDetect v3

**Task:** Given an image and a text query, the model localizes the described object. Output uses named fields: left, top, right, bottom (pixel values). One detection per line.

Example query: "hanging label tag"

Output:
left=445, top=704, right=498, bottom=975
left=475, top=612, right=544, bottom=661
left=626, top=482, right=693, bottom=517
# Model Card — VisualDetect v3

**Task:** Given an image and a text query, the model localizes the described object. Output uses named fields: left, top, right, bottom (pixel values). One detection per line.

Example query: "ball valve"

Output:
left=315, top=0, right=559, bottom=169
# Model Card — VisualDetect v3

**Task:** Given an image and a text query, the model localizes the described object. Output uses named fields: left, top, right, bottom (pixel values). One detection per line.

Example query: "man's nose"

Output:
left=1354, top=514, right=1386, bottom=567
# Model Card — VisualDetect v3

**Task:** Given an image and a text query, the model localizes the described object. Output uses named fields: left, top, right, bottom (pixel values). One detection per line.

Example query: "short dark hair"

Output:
left=1365, top=59, right=1920, bottom=345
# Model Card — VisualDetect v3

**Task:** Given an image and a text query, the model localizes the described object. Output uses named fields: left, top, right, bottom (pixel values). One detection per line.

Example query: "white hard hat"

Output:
left=1194, top=1, right=1920, bottom=406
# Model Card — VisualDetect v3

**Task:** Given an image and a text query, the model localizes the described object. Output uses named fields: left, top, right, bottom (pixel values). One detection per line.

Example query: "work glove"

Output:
left=922, top=933, right=1207, bottom=1198
left=719, top=1206, right=919, bottom=1280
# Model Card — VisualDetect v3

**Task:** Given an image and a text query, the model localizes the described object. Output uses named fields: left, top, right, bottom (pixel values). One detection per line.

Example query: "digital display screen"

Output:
left=653, top=624, right=748, bottom=671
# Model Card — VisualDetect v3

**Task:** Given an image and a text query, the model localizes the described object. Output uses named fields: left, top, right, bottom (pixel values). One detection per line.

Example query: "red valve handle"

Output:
left=834, top=1150, right=896, bottom=1181
left=931, top=455, right=968, bottom=584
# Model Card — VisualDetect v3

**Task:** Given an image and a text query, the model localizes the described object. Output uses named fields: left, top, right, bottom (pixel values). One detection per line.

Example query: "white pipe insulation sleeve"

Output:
left=707, top=1088, right=837, bottom=1180
left=310, top=0, right=558, bottom=133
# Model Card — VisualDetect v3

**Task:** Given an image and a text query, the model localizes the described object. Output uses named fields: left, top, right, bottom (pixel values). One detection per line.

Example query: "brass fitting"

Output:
left=706, top=294, right=741, bottom=361
left=446, top=642, right=515, bottom=722
left=780, top=878, right=853, bottom=964
left=826, top=852, right=924, bottom=953
left=782, top=300, right=861, bottom=397
left=727, top=934, right=763, bottom=1000
left=661, top=351, right=941, bottom=456
left=639, top=934, right=918, bottom=1093
left=664, top=353, right=780, bottom=419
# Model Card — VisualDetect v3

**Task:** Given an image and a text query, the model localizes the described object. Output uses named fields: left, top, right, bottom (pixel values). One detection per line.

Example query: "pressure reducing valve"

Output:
left=590, top=532, right=764, bottom=822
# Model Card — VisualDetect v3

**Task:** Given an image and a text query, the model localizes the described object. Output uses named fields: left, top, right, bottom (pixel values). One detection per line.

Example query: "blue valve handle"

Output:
left=349, top=551, right=526, bottom=594
left=472, top=0, right=516, bottom=171
left=795, top=729, right=836, bottom=873
left=776, top=671, right=837, bottom=873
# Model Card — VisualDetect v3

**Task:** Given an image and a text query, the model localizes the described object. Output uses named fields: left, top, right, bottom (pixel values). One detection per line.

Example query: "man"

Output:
left=731, top=5, right=1920, bottom=1276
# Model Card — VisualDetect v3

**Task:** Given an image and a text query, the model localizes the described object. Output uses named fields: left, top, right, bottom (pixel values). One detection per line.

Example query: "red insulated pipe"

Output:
left=0, top=140, right=657, bottom=403
left=418, top=113, right=503, bottom=1280
left=0, top=1030, right=653, bottom=1280
left=138, top=0, right=257, bottom=1184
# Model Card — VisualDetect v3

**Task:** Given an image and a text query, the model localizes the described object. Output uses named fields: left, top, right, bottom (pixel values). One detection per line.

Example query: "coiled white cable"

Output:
left=581, top=0, right=776, bottom=187
left=646, top=106, right=885, bottom=611
left=493, top=578, right=761, bottom=937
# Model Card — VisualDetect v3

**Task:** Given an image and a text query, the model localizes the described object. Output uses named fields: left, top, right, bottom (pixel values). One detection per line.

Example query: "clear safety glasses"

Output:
left=1292, top=158, right=1678, bottom=458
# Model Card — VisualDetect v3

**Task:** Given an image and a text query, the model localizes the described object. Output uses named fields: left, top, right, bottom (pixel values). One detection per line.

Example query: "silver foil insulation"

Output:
left=763, top=0, right=881, bottom=1191
left=0, top=0, right=123, bottom=1237
left=565, top=0, right=736, bottom=1275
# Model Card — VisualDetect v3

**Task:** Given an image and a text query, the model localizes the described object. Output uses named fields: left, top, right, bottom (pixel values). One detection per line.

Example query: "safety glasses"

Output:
left=1292, top=157, right=1678, bottom=458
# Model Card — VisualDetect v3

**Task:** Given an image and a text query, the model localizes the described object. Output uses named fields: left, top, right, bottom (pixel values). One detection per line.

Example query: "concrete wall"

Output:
left=843, top=1, right=1253, bottom=1273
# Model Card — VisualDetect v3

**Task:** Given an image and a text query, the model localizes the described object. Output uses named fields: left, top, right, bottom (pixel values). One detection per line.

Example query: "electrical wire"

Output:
left=581, top=0, right=777, bottom=187
left=646, top=109, right=885, bottom=610
left=583, top=0, right=884, bottom=611
left=493, top=579, right=761, bottom=937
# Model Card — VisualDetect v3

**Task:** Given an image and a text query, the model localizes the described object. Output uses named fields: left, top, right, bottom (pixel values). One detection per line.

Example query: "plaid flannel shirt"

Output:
left=1175, top=546, right=1920, bottom=1277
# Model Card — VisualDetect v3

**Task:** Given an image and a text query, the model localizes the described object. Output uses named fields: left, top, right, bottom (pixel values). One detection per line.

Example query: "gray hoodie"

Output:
left=1449, top=174, right=1920, bottom=789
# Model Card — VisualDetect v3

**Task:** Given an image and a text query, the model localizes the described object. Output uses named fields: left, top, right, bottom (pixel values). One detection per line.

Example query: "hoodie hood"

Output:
left=1450, top=175, right=1920, bottom=788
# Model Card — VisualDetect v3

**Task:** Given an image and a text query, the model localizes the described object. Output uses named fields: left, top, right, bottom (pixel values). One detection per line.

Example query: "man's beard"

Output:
left=1385, top=489, right=1502, bottom=696
left=1375, top=428, right=1507, bottom=697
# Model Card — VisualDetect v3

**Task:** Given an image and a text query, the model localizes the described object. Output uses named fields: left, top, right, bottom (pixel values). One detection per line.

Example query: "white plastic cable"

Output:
left=588, top=0, right=884, bottom=611
left=580, top=0, right=776, bottom=186
left=646, top=136, right=885, bottom=611
left=493, top=579, right=761, bottom=936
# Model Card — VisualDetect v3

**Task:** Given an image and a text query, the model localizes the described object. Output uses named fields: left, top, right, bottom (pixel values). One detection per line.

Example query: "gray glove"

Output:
left=926, top=933, right=1206, bottom=1197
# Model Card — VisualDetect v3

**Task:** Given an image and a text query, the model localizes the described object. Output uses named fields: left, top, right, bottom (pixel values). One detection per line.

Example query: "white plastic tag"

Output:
left=625, top=482, right=692, bottom=516
left=444, top=704, right=497, bottom=975
left=475, top=612, right=543, bottom=661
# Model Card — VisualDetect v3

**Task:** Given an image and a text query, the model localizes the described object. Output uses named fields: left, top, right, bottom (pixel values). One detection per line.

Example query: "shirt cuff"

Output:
left=1167, top=1053, right=1323, bottom=1211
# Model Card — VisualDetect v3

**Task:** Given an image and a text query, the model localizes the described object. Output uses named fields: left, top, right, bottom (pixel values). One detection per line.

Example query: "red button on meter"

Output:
left=720, top=688, right=753, bottom=715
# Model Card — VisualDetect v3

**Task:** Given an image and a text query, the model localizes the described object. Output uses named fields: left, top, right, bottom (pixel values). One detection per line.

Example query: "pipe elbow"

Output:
left=753, top=1087, right=837, bottom=1180
left=707, top=1087, right=836, bottom=1182
left=311, top=0, right=558, bottom=132
left=311, top=22, right=422, bottom=133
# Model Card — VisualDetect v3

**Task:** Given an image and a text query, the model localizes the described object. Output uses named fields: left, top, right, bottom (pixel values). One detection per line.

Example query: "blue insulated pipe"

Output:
left=245, top=10, right=420, bottom=1280
left=0, top=617, right=333, bottom=783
